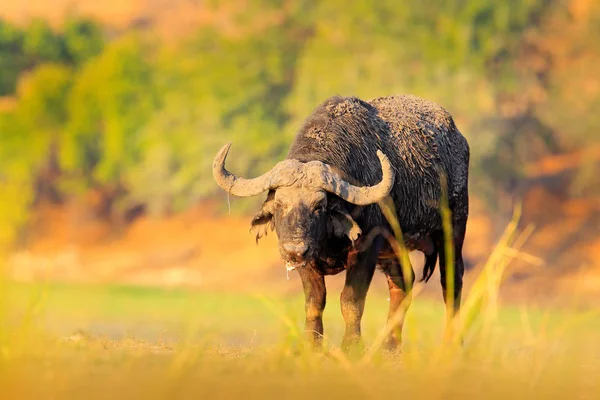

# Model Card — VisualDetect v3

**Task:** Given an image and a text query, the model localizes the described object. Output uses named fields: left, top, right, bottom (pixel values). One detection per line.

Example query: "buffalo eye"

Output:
left=314, top=200, right=327, bottom=213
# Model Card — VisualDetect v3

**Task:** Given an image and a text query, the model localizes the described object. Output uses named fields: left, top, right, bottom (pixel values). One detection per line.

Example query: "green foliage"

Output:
left=16, top=63, right=72, bottom=131
left=0, top=17, right=105, bottom=95
left=0, top=64, right=73, bottom=245
left=0, top=20, right=27, bottom=95
left=0, top=0, right=598, bottom=242
left=0, top=113, right=35, bottom=248
left=0, top=19, right=22, bottom=48
left=284, top=0, right=545, bottom=129
left=125, top=16, right=309, bottom=215
left=62, top=17, right=105, bottom=65
left=22, top=19, right=67, bottom=62
left=61, top=35, right=156, bottom=185
left=0, top=18, right=107, bottom=243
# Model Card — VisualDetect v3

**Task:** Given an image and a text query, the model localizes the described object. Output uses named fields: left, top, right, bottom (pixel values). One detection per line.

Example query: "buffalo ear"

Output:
left=330, top=210, right=361, bottom=244
left=250, top=195, right=276, bottom=244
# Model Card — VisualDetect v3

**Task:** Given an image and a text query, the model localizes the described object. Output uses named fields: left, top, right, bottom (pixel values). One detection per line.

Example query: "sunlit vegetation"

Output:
left=0, top=219, right=598, bottom=398
left=1, top=3, right=600, bottom=397
left=1, top=1, right=599, bottom=249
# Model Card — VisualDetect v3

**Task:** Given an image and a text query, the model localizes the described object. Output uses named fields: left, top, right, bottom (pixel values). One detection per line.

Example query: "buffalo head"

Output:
left=212, top=143, right=394, bottom=269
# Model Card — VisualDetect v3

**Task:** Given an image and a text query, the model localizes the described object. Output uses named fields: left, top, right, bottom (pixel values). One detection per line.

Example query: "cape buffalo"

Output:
left=213, top=94, right=469, bottom=351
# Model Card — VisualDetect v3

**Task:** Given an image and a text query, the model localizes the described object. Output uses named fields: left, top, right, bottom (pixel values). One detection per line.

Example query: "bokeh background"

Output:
left=1, top=0, right=600, bottom=304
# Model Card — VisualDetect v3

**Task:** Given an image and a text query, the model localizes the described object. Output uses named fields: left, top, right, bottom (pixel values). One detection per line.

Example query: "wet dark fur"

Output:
left=285, top=94, right=470, bottom=281
left=247, top=94, right=470, bottom=350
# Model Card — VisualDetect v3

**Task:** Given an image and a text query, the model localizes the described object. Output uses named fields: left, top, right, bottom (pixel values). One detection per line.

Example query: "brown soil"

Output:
left=6, top=178, right=600, bottom=307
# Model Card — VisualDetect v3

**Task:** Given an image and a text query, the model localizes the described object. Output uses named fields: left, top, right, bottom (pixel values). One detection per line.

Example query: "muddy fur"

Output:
left=226, top=93, right=472, bottom=350
left=286, top=94, right=469, bottom=278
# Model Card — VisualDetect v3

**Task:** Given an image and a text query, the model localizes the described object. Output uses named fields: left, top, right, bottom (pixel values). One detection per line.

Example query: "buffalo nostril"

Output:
left=283, top=242, right=308, bottom=257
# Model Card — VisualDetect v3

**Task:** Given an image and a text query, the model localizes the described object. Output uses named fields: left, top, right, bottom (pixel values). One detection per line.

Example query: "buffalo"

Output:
left=213, top=94, right=470, bottom=351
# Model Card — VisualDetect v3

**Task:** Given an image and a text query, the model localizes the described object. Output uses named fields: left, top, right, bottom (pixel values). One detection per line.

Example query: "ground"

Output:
left=1, top=281, right=599, bottom=399
left=6, top=189, right=600, bottom=305
left=3, top=163, right=600, bottom=399
left=2, top=186, right=600, bottom=399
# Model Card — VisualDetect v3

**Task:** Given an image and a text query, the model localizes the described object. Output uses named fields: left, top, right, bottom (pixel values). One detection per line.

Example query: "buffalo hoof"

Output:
left=382, top=337, right=402, bottom=355
left=340, top=336, right=365, bottom=358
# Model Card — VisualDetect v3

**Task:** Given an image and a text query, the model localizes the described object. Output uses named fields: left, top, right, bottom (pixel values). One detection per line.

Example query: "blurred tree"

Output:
left=0, top=17, right=104, bottom=95
left=17, top=63, right=72, bottom=129
left=286, top=0, right=550, bottom=211
left=0, top=20, right=22, bottom=51
left=60, top=34, right=157, bottom=220
left=0, top=20, right=26, bottom=95
left=0, top=111, right=35, bottom=248
left=127, top=2, right=313, bottom=216
left=15, top=63, right=73, bottom=204
left=22, top=19, right=67, bottom=62
left=63, top=17, right=105, bottom=65
left=1, top=0, right=600, bottom=244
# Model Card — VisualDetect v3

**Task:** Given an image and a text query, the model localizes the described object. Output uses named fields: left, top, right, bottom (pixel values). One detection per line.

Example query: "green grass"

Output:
left=1, top=281, right=599, bottom=399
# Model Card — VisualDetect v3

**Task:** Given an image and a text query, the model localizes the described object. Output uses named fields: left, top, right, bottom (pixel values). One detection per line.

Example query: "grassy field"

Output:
left=1, top=279, right=599, bottom=399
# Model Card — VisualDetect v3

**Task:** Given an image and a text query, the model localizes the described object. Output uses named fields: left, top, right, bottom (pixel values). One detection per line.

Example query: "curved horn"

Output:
left=212, top=143, right=301, bottom=197
left=317, top=150, right=395, bottom=205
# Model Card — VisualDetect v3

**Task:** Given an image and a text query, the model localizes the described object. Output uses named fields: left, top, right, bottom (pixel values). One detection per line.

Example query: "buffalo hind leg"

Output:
left=381, top=257, right=415, bottom=352
left=437, top=218, right=467, bottom=341
left=340, top=237, right=382, bottom=352
left=297, top=266, right=326, bottom=350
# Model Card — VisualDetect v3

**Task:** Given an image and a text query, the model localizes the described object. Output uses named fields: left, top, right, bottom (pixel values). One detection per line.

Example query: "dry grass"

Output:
left=1, top=205, right=599, bottom=399
left=0, top=282, right=598, bottom=399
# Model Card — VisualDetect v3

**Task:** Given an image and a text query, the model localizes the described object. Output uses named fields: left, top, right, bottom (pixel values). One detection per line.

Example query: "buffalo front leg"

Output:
left=340, top=238, right=381, bottom=351
left=381, top=258, right=415, bottom=352
left=297, top=266, right=326, bottom=349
